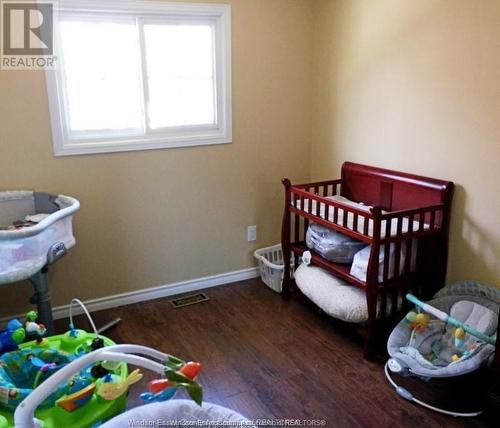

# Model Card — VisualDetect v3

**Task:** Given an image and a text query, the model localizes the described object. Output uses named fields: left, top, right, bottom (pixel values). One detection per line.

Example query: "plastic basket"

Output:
left=253, top=244, right=296, bottom=293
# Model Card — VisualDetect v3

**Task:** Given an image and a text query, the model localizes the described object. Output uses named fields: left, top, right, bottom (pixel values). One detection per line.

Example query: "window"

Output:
left=46, top=0, right=231, bottom=156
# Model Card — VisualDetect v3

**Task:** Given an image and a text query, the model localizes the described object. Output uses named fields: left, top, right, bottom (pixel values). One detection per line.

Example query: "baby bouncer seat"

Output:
left=385, top=281, right=498, bottom=417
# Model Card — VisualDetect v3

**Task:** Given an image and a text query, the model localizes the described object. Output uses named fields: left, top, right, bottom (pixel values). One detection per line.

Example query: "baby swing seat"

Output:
left=386, top=281, right=499, bottom=416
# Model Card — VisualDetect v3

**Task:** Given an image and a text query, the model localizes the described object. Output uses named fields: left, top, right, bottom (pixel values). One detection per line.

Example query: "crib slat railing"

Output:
left=289, top=186, right=374, bottom=242
left=390, top=217, right=403, bottom=315
left=382, top=219, right=391, bottom=282
left=378, top=204, right=445, bottom=245
left=353, top=213, right=359, bottom=234
left=294, top=192, right=300, bottom=246
left=294, top=179, right=342, bottom=190
left=290, top=187, right=374, bottom=218
left=404, top=215, right=415, bottom=278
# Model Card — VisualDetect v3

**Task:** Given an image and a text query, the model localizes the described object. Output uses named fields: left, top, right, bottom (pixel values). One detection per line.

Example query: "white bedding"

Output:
left=295, top=195, right=428, bottom=238
left=350, top=241, right=417, bottom=283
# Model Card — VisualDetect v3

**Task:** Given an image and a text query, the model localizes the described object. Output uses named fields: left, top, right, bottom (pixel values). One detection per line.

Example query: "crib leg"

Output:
left=29, top=267, right=55, bottom=335
left=363, top=285, right=379, bottom=360
left=281, top=178, right=292, bottom=301
left=282, top=258, right=291, bottom=301
left=363, top=322, right=376, bottom=360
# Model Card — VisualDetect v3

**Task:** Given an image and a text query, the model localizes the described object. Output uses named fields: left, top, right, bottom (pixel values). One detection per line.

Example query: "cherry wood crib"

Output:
left=281, top=162, right=454, bottom=358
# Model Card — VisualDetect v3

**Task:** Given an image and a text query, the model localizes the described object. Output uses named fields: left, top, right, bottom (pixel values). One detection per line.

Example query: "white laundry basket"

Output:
left=253, top=244, right=296, bottom=293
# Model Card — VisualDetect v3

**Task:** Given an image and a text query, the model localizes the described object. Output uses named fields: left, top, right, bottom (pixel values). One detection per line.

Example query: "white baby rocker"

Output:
left=0, top=191, right=80, bottom=334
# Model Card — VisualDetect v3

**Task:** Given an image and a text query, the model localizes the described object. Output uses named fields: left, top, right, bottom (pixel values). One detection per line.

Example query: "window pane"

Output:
left=59, top=19, right=143, bottom=134
left=144, top=24, right=215, bottom=129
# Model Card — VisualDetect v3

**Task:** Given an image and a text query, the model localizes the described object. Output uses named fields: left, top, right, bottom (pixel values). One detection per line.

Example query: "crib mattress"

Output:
left=295, top=195, right=429, bottom=238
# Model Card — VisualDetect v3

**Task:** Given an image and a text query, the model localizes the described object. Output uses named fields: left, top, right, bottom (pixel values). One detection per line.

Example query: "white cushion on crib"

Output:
left=295, top=264, right=370, bottom=323
left=101, top=400, right=255, bottom=428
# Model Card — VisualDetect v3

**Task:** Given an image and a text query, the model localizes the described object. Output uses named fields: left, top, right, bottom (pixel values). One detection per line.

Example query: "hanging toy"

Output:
left=25, top=311, right=47, bottom=344
left=405, top=311, right=417, bottom=324
left=140, top=386, right=177, bottom=403
left=405, top=311, right=430, bottom=332
left=454, top=327, right=466, bottom=348
left=97, top=369, right=143, bottom=400
left=141, top=361, right=202, bottom=403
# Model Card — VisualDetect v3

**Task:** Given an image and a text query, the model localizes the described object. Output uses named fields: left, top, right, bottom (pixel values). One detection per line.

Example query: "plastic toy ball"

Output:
left=405, top=311, right=418, bottom=323
left=26, top=311, right=38, bottom=323
left=415, top=313, right=430, bottom=327
left=405, top=311, right=430, bottom=332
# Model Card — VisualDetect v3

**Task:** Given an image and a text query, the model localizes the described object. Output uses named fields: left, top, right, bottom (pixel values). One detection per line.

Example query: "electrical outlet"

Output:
left=247, top=225, right=257, bottom=242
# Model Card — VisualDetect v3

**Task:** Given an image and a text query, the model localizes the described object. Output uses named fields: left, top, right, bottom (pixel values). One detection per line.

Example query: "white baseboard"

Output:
left=1, top=267, right=260, bottom=326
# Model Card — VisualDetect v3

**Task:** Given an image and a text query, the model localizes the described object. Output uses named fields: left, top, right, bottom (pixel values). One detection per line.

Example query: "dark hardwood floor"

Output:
left=56, top=279, right=496, bottom=427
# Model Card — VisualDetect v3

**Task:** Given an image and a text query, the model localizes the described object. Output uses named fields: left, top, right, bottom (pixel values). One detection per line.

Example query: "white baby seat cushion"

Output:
left=101, top=399, right=256, bottom=427
left=294, top=264, right=400, bottom=323
left=387, top=281, right=499, bottom=378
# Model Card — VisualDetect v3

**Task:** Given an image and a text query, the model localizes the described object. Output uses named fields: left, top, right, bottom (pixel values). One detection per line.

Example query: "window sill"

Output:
left=53, top=133, right=232, bottom=156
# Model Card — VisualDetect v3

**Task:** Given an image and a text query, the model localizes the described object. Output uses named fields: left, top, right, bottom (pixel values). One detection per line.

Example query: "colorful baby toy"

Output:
left=97, top=369, right=143, bottom=401
left=0, top=311, right=48, bottom=357
left=404, top=311, right=431, bottom=332
left=0, top=300, right=204, bottom=428
left=386, top=286, right=498, bottom=417
left=24, top=311, right=47, bottom=343
left=0, top=321, right=25, bottom=356
left=142, top=361, right=202, bottom=404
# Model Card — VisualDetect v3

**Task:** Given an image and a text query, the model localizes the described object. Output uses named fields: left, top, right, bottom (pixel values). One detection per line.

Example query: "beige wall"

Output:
left=311, top=0, right=500, bottom=286
left=2, top=0, right=499, bottom=319
left=0, top=0, right=313, bottom=317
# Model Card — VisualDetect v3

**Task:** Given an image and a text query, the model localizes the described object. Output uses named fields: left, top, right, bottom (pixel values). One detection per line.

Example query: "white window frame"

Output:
left=46, top=0, right=232, bottom=156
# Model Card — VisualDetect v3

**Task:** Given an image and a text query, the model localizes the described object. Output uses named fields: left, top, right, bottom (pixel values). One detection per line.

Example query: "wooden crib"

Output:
left=281, top=162, right=454, bottom=358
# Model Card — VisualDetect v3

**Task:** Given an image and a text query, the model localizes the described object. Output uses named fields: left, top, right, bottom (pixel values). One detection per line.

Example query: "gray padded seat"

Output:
left=102, top=399, right=256, bottom=428
left=388, top=281, right=499, bottom=378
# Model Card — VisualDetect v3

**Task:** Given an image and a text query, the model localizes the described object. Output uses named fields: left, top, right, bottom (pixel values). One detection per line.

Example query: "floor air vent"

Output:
left=170, top=293, right=210, bottom=308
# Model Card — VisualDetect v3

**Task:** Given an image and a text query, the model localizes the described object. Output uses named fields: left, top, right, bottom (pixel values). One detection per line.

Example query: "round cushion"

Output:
left=101, top=399, right=255, bottom=427
left=295, top=264, right=369, bottom=323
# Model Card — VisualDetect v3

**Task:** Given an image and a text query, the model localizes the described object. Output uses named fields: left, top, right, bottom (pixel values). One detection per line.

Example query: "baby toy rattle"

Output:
left=0, top=312, right=46, bottom=356
left=406, top=294, right=496, bottom=346
left=404, top=311, right=430, bottom=332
